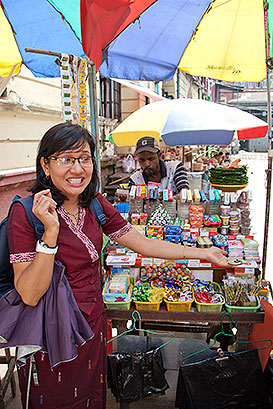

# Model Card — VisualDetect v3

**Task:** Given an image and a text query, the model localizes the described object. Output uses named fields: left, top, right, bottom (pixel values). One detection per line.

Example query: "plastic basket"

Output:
left=210, top=183, right=248, bottom=192
left=225, top=296, right=260, bottom=313
left=164, top=287, right=194, bottom=312
left=134, top=300, right=161, bottom=311
left=195, top=282, right=225, bottom=312
left=104, top=300, right=131, bottom=310
left=164, top=298, right=193, bottom=312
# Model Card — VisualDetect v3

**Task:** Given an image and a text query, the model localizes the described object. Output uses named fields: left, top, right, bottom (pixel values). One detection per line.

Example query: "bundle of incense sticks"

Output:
left=223, top=278, right=260, bottom=306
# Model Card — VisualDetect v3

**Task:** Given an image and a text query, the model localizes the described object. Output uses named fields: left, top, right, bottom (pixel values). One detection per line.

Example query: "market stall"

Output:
left=103, top=98, right=271, bottom=407
left=103, top=171, right=271, bottom=407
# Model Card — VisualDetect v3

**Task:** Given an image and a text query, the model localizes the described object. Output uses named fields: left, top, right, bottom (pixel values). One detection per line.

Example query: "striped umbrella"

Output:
left=111, top=98, right=268, bottom=147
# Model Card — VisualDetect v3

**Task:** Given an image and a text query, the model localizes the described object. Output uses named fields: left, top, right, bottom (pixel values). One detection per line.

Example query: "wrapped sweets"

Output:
left=140, top=264, right=195, bottom=288
left=211, top=234, right=228, bottom=253
left=193, top=280, right=224, bottom=304
left=189, top=205, right=204, bottom=228
left=203, top=214, right=221, bottom=227
left=132, top=283, right=164, bottom=302
left=146, top=225, right=164, bottom=239
left=164, top=283, right=193, bottom=302
left=164, top=225, right=182, bottom=244
left=148, top=203, right=172, bottom=226
left=197, top=236, right=213, bottom=248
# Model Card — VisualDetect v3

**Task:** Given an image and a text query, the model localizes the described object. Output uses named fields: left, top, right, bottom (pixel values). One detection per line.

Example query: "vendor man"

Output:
left=129, top=136, right=189, bottom=194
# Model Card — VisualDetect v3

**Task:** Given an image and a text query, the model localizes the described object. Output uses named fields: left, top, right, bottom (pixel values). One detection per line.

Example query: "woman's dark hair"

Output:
left=30, top=122, right=98, bottom=207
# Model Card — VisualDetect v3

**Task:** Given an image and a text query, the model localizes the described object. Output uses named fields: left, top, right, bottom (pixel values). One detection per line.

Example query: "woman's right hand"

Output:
left=32, top=189, right=59, bottom=234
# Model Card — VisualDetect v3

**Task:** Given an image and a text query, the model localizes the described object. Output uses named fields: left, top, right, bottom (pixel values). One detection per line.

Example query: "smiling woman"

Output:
left=5, top=122, right=229, bottom=409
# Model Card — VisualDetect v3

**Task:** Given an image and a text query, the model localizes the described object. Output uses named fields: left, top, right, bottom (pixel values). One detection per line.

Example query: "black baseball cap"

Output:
left=135, top=136, right=160, bottom=155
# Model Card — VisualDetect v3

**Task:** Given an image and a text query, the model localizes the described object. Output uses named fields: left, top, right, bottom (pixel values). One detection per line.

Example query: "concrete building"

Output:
left=210, top=79, right=270, bottom=152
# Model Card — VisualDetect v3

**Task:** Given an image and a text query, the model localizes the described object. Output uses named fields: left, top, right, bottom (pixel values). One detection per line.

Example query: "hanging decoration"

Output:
left=59, top=54, right=88, bottom=128
left=60, top=53, right=73, bottom=123
left=77, top=58, right=88, bottom=129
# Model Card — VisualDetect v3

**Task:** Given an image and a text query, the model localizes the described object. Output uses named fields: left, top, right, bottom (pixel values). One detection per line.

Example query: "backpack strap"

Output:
left=13, top=196, right=44, bottom=240
left=10, top=196, right=105, bottom=236
left=90, top=197, right=106, bottom=226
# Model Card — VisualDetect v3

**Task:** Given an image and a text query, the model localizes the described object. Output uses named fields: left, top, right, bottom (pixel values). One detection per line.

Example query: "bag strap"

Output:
left=90, top=197, right=107, bottom=226
left=9, top=195, right=106, bottom=238
left=9, top=196, right=44, bottom=240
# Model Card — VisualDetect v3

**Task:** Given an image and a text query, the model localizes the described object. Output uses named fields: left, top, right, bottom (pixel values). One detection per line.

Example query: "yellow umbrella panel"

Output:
left=0, top=7, right=22, bottom=77
left=111, top=102, right=170, bottom=147
left=178, top=0, right=266, bottom=82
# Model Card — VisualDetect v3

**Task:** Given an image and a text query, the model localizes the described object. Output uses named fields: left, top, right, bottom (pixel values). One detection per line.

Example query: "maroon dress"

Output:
left=7, top=193, right=132, bottom=409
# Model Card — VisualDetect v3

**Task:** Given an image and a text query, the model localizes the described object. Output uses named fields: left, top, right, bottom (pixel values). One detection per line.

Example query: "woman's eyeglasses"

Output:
left=48, top=156, right=93, bottom=168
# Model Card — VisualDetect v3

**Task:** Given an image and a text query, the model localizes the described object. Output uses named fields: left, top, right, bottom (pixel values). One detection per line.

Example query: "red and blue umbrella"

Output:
left=98, top=0, right=272, bottom=83
left=111, top=98, right=269, bottom=147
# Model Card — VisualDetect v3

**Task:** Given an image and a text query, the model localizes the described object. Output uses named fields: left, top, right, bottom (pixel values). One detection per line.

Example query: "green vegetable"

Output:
left=209, top=166, right=248, bottom=185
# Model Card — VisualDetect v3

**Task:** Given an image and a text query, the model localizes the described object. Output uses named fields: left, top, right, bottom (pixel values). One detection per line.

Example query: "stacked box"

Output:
left=164, top=225, right=182, bottom=244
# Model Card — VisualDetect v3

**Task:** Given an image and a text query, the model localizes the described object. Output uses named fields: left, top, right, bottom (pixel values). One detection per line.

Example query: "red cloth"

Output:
left=8, top=194, right=131, bottom=409
left=248, top=298, right=273, bottom=371
left=81, top=0, right=157, bottom=67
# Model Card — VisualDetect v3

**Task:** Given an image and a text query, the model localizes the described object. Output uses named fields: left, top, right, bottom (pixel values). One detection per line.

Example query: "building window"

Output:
left=262, top=79, right=267, bottom=88
left=256, top=82, right=261, bottom=88
left=100, top=76, right=121, bottom=121
left=248, top=82, right=254, bottom=88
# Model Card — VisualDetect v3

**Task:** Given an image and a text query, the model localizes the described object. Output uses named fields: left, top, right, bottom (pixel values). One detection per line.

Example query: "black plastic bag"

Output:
left=264, top=355, right=273, bottom=405
left=107, top=347, right=169, bottom=403
left=175, top=349, right=270, bottom=409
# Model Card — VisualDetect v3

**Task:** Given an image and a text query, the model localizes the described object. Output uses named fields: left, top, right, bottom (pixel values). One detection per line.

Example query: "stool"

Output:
left=0, top=349, right=16, bottom=409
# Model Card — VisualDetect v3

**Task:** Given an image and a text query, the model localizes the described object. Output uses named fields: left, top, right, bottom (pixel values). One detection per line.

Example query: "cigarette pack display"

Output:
left=193, top=189, right=200, bottom=203
left=129, top=185, right=136, bottom=198
left=180, top=189, right=187, bottom=203
left=209, top=190, right=215, bottom=203
left=214, top=189, right=221, bottom=202
left=224, top=192, right=230, bottom=204
left=199, top=190, right=207, bottom=202
left=186, top=190, right=193, bottom=202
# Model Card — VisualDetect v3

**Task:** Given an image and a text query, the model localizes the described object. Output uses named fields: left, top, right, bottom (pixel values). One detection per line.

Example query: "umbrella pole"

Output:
left=262, top=64, right=273, bottom=278
left=262, top=3, right=273, bottom=278
left=88, top=61, right=101, bottom=192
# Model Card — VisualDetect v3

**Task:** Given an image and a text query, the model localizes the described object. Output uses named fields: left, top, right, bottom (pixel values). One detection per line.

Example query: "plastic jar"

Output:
left=240, top=209, right=250, bottom=218
left=240, top=226, right=251, bottom=235
left=240, top=217, right=251, bottom=227
left=230, top=220, right=240, bottom=228
left=230, top=211, right=239, bottom=221
left=221, top=226, right=229, bottom=235
left=220, top=215, right=230, bottom=226
left=230, top=227, right=240, bottom=236
left=220, top=205, right=231, bottom=215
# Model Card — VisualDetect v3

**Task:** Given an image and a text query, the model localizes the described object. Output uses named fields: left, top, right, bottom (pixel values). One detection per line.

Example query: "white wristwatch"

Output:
left=36, top=239, right=58, bottom=255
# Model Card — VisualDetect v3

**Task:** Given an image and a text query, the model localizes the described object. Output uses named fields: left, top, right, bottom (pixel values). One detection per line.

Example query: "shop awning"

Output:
left=112, top=78, right=166, bottom=101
